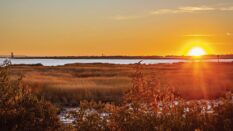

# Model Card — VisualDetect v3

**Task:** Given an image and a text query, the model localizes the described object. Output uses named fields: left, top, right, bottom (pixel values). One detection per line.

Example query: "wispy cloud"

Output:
left=220, top=6, right=233, bottom=11
left=183, top=34, right=214, bottom=37
left=151, top=6, right=215, bottom=15
left=178, top=6, right=215, bottom=12
left=112, top=5, right=233, bottom=20
left=150, top=9, right=179, bottom=15
left=110, top=15, right=142, bottom=20
left=226, top=32, right=232, bottom=36
left=183, top=32, right=233, bottom=37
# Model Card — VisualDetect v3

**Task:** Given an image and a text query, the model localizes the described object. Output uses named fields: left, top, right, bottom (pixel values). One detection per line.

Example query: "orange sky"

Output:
left=0, top=0, right=233, bottom=56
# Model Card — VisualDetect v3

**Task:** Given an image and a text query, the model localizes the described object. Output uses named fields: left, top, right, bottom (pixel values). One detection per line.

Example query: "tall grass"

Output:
left=9, top=62, right=233, bottom=107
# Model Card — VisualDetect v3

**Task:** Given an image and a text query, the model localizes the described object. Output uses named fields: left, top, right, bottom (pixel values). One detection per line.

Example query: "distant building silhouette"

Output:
left=11, top=52, right=14, bottom=58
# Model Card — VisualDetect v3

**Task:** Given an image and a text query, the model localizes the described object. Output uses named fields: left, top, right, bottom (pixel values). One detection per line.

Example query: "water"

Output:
left=0, top=58, right=232, bottom=66
left=59, top=99, right=233, bottom=125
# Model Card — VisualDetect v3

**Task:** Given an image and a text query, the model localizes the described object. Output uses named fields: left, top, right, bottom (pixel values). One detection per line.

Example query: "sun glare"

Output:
left=188, top=47, right=206, bottom=57
left=180, top=39, right=213, bottom=57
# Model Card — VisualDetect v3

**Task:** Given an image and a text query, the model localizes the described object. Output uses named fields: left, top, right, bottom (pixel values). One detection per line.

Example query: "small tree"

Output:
left=124, top=63, right=177, bottom=112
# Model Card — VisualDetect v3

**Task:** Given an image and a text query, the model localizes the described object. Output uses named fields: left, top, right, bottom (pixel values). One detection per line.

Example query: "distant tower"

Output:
left=11, top=52, right=14, bottom=58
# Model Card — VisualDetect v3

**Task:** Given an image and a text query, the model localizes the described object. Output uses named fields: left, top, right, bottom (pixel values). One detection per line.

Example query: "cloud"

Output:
left=150, top=9, right=179, bottom=15
left=151, top=6, right=215, bottom=15
left=111, top=5, right=233, bottom=20
left=183, top=33, right=233, bottom=37
left=220, top=6, right=233, bottom=11
left=183, top=34, right=214, bottom=37
left=178, top=6, right=215, bottom=12
left=226, top=32, right=232, bottom=36
left=110, top=15, right=142, bottom=20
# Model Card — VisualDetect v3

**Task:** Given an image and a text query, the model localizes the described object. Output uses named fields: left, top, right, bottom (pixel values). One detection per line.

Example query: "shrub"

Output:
left=71, top=63, right=233, bottom=131
left=0, top=60, right=65, bottom=131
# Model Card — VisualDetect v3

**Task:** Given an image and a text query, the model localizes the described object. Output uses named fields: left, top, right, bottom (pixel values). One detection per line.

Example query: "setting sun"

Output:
left=188, top=47, right=206, bottom=56
left=180, top=39, right=214, bottom=57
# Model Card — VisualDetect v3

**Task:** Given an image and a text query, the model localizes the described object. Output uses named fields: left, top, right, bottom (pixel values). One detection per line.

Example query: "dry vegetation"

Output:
left=9, top=62, right=233, bottom=106
left=67, top=62, right=233, bottom=131
left=1, top=61, right=233, bottom=130
left=0, top=60, right=67, bottom=131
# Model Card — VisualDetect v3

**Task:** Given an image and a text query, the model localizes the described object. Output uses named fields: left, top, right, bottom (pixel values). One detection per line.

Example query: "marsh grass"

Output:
left=8, top=62, right=233, bottom=106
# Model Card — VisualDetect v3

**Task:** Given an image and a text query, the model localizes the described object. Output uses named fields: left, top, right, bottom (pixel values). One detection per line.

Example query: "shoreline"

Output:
left=1, top=55, right=233, bottom=60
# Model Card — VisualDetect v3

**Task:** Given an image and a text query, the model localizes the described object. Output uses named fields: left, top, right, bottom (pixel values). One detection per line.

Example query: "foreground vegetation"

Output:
left=1, top=61, right=233, bottom=130
left=72, top=96, right=233, bottom=131
left=67, top=63, right=233, bottom=131
left=0, top=60, right=68, bottom=130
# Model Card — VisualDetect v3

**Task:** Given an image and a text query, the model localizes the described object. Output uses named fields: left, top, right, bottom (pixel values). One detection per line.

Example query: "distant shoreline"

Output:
left=1, top=55, right=233, bottom=60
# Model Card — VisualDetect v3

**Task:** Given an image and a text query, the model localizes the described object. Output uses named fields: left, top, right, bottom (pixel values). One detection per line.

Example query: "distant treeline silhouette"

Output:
left=1, top=54, right=233, bottom=59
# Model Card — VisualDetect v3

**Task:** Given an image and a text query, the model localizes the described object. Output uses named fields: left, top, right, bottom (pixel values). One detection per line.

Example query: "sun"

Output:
left=180, top=39, right=214, bottom=57
left=188, top=47, right=206, bottom=57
